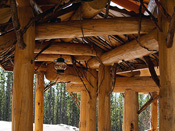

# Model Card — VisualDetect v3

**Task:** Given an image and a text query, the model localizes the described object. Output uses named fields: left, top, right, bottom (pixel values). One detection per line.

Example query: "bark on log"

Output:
left=88, top=30, right=158, bottom=68
left=35, top=17, right=155, bottom=40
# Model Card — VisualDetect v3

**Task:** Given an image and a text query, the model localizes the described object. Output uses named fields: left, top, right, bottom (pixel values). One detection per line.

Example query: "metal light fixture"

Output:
left=54, top=57, right=67, bottom=73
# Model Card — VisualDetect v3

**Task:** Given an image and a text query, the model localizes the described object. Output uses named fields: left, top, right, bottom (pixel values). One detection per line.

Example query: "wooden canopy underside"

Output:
left=0, top=0, right=159, bottom=85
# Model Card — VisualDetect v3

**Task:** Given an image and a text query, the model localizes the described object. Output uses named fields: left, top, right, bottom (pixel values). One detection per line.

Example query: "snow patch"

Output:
left=0, top=121, right=79, bottom=131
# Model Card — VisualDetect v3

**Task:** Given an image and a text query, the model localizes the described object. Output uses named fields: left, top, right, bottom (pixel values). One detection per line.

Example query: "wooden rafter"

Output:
left=87, top=30, right=158, bottom=68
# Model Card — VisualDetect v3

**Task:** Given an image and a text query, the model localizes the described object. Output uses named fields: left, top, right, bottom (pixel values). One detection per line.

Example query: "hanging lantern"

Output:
left=54, top=57, right=67, bottom=73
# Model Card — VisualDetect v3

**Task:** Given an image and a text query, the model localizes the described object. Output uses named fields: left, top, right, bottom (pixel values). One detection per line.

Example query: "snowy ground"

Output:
left=0, top=121, right=79, bottom=131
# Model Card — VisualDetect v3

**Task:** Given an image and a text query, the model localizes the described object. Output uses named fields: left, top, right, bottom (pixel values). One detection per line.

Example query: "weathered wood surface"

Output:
left=35, top=72, right=44, bottom=131
left=88, top=30, right=158, bottom=68
left=66, top=76, right=159, bottom=93
left=98, top=65, right=111, bottom=131
left=74, top=0, right=108, bottom=19
left=79, top=90, right=87, bottom=131
left=35, top=42, right=102, bottom=56
left=62, top=0, right=108, bottom=42
left=150, top=92, right=158, bottom=131
left=0, top=8, right=11, bottom=24
left=159, top=0, right=175, bottom=131
left=0, top=31, right=16, bottom=51
left=45, top=63, right=84, bottom=83
left=111, top=0, right=145, bottom=13
left=12, top=6, right=35, bottom=131
left=36, top=54, right=91, bottom=64
left=140, top=67, right=160, bottom=76
left=86, top=69, right=98, bottom=131
left=36, top=17, right=155, bottom=40
left=123, top=89, right=139, bottom=131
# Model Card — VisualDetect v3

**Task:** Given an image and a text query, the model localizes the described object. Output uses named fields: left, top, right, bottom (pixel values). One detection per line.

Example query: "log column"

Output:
left=35, top=72, right=45, bottom=131
left=159, top=0, right=175, bottom=131
left=123, top=89, right=138, bottom=131
left=150, top=95, right=157, bottom=131
left=86, top=69, right=98, bottom=131
left=98, top=65, right=111, bottom=131
left=79, top=90, right=87, bottom=131
left=12, top=3, right=35, bottom=131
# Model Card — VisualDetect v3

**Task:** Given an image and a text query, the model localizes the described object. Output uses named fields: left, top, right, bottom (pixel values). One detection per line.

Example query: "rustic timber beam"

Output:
left=0, top=8, right=11, bottom=24
left=111, top=0, right=146, bottom=13
left=88, top=30, right=158, bottom=69
left=0, top=18, right=155, bottom=52
left=62, top=0, right=108, bottom=42
left=45, top=63, right=85, bottom=84
left=35, top=54, right=91, bottom=63
left=140, top=67, right=160, bottom=76
left=138, top=94, right=159, bottom=114
left=73, top=0, right=108, bottom=19
left=143, top=56, right=160, bottom=87
left=35, top=0, right=62, bottom=5
left=117, top=71, right=140, bottom=77
left=0, top=31, right=16, bottom=51
left=35, top=42, right=102, bottom=56
left=66, top=76, right=160, bottom=93
left=35, top=17, right=155, bottom=40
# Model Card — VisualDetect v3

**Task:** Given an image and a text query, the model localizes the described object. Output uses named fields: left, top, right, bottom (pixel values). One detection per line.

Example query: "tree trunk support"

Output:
left=123, top=89, right=139, bottom=131
left=35, top=72, right=45, bottom=131
left=159, top=1, right=175, bottom=130
left=79, top=90, right=87, bottom=131
left=12, top=5, right=35, bottom=131
left=98, top=65, right=111, bottom=131
left=150, top=93, right=158, bottom=131
left=86, top=69, right=98, bottom=131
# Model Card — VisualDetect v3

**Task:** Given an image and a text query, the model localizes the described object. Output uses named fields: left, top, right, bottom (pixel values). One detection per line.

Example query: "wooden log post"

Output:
left=123, top=89, right=139, bottom=131
left=159, top=0, right=175, bottom=131
left=12, top=3, right=35, bottom=131
left=86, top=69, right=98, bottom=131
left=79, top=90, right=87, bottom=131
left=35, top=72, right=45, bottom=131
left=98, top=65, right=111, bottom=131
left=150, top=93, right=158, bottom=131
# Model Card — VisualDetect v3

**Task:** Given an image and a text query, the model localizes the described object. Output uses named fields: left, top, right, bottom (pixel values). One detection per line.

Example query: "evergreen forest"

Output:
left=0, top=68, right=157, bottom=131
